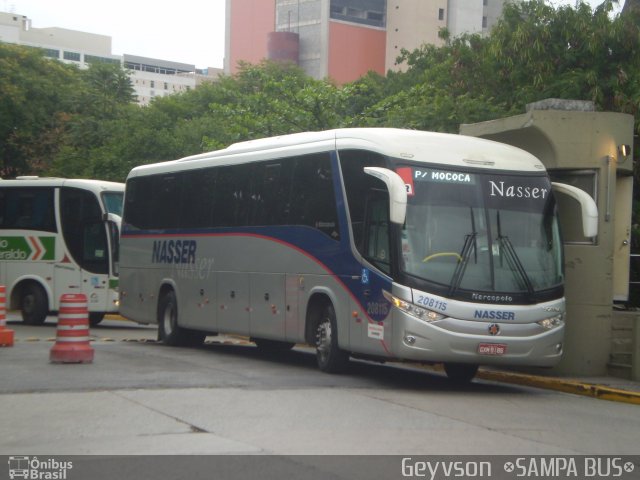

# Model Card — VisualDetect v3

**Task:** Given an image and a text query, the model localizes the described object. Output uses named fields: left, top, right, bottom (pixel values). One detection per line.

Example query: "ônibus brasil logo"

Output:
left=0, top=237, right=55, bottom=261
left=8, top=456, right=73, bottom=479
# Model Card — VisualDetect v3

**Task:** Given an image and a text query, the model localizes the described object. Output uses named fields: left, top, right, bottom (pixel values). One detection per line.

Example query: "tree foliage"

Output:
left=0, top=44, right=79, bottom=176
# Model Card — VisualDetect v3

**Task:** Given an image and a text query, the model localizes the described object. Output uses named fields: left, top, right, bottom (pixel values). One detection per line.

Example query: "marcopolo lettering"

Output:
left=152, top=239, right=197, bottom=264
left=474, top=310, right=515, bottom=320
left=489, top=180, right=548, bottom=199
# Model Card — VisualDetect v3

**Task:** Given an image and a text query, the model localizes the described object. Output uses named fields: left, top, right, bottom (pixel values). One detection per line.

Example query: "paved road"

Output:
left=2, top=315, right=639, bottom=460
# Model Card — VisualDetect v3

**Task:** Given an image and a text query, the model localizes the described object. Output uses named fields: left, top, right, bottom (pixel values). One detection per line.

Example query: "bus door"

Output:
left=359, top=190, right=393, bottom=353
left=59, top=188, right=111, bottom=310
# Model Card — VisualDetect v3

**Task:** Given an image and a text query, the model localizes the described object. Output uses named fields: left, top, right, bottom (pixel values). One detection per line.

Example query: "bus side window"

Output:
left=213, top=165, right=251, bottom=228
left=180, top=169, right=216, bottom=229
left=290, top=153, right=340, bottom=240
left=0, top=188, right=56, bottom=232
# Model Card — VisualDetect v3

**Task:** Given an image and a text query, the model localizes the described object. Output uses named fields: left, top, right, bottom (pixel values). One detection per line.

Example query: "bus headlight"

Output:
left=537, top=314, right=564, bottom=330
left=383, top=290, right=445, bottom=323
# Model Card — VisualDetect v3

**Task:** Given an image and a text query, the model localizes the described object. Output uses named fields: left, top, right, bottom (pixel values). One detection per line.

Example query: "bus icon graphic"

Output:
left=8, top=456, right=29, bottom=479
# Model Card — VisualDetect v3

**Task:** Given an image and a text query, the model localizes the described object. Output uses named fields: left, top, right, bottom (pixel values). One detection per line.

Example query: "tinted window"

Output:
left=290, top=153, right=340, bottom=240
left=124, top=152, right=340, bottom=241
left=213, top=164, right=251, bottom=228
left=60, top=188, right=108, bottom=274
left=123, top=177, right=154, bottom=230
left=0, top=187, right=56, bottom=232
left=249, top=162, right=291, bottom=227
left=153, top=175, right=181, bottom=230
left=181, top=169, right=216, bottom=229
left=339, top=150, right=387, bottom=253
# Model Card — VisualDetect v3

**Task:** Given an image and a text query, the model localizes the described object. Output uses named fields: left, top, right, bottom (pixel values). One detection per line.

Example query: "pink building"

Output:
left=225, top=0, right=276, bottom=75
left=225, top=0, right=386, bottom=84
left=225, top=0, right=513, bottom=84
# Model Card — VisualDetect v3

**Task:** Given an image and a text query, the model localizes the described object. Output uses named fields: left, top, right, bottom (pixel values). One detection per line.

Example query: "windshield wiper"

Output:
left=496, top=211, right=534, bottom=294
left=448, top=208, right=478, bottom=297
left=448, top=232, right=476, bottom=297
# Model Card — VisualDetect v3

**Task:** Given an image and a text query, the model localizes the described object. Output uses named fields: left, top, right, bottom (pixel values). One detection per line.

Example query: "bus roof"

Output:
left=0, top=177, right=124, bottom=192
left=127, top=128, right=547, bottom=179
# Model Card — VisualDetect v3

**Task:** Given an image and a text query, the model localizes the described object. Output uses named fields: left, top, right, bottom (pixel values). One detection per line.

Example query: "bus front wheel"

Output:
left=21, top=283, right=48, bottom=325
left=157, top=291, right=205, bottom=347
left=315, top=304, right=349, bottom=373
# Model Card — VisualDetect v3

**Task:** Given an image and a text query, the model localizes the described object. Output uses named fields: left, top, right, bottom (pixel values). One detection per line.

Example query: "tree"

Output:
left=623, top=0, right=640, bottom=15
left=76, top=62, right=136, bottom=118
left=0, top=44, right=79, bottom=176
left=202, top=61, right=349, bottom=149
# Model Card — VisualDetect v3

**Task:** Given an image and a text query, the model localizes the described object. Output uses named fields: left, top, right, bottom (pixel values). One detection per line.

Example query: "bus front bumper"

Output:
left=390, top=311, right=564, bottom=367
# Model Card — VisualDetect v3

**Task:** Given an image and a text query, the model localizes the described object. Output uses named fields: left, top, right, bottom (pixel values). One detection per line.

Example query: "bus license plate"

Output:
left=478, top=343, right=507, bottom=356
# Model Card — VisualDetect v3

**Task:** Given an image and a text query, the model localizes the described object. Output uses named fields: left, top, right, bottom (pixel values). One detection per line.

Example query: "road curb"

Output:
left=478, top=369, right=640, bottom=406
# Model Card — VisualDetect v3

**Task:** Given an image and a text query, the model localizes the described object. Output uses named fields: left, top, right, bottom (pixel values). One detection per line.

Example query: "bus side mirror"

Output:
left=551, top=182, right=598, bottom=238
left=364, top=167, right=407, bottom=225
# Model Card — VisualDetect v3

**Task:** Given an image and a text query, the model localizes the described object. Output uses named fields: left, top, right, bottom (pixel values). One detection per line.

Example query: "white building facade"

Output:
left=0, top=11, right=221, bottom=106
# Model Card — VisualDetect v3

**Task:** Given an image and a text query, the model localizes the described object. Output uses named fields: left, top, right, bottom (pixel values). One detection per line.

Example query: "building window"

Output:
left=164, top=82, right=169, bottom=90
left=438, top=8, right=445, bottom=20
left=150, top=81, right=155, bottom=89
left=63, top=51, right=81, bottom=62
left=330, top=0, right=386, bottom=27
left=85, top=55, right=120, bottom=65
left=483, top=0, right=488, bottom=5
left=41, top=48, right=59, bottom=59
left=482, top=16, right=488, bottom=28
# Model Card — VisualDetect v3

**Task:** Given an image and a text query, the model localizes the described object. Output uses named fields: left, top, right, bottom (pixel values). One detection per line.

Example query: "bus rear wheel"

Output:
left=315, top=304, right=349, bottom=373
left=443, top=363, right=479, bottom=383
left=89, top=313, right=105, bottom=326
left=157, top=290, right=205, bottom=347
left=21, top=283, right=48, bottom=325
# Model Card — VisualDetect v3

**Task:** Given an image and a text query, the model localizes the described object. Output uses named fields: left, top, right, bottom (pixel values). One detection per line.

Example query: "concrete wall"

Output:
left=385, top=0, right=447, bottom=72
left=461, top=103, right=635, bottom=375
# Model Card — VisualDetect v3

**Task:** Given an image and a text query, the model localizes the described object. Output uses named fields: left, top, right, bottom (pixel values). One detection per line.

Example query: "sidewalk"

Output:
left=477, top=368, right=640, bottom=406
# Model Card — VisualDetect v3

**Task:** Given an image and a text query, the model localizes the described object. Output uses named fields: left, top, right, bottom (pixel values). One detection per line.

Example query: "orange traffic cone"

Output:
left=0, top=285, right=15, bottom=347
left=50, top=293, right=94, bottom=363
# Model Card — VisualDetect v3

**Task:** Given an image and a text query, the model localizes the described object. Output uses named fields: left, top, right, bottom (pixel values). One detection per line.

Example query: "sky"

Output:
left=4, top=0, right=227, bottom=68
left=2, top=0, right=622, bottom=70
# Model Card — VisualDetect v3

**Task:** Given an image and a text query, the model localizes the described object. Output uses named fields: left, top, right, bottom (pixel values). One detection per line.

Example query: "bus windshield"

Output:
left=397, top=165, right=563, bottom=301
left=102, top=192, right=124, bottom=217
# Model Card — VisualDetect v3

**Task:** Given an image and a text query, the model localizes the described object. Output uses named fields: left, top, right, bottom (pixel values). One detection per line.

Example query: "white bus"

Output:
left=0, top=177, right=124, bottom=325
left=119, top=128, right=597, bottom=381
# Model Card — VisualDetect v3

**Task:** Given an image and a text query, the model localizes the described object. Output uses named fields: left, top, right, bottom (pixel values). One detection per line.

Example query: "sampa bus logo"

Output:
left=0, top=236, right=55, bottom=261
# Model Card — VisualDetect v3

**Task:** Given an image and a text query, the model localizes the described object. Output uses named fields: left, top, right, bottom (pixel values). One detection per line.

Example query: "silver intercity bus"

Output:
left=119, top=128, right=597, bottom=381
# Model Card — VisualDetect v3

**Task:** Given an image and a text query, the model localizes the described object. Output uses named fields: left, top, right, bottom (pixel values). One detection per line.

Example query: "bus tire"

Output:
left=89, top=313, right=105, bottom=326
left=443, top=362, right=478, bottom=383
left=21, top=283, right=48, bottom=325
left=157, top=290, right=205, bottom=347
left=315, top=303, right=349, bottom=373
